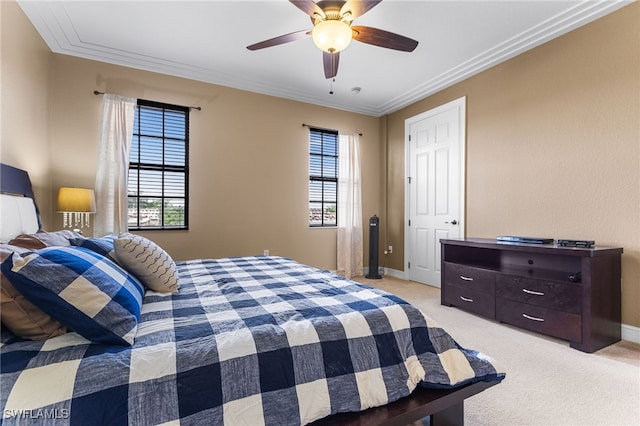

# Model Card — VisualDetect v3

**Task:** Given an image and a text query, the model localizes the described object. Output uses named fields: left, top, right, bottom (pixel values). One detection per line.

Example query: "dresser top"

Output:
left=440, top=238, right=623, bottom=257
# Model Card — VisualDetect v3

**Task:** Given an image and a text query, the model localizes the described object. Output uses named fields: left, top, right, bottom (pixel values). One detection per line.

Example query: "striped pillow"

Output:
left=114, top=233, right=179, bottom=293
left=1, top=246, right=144, bottom=345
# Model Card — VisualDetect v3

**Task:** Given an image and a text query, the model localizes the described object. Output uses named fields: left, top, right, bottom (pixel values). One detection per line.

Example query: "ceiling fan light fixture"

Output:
left=312, top=20, right=352, bottom=53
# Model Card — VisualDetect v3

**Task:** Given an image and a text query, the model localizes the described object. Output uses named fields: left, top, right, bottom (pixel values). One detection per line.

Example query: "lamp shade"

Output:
left=57, top=187, right=96, bottom=213
left=312, top=20, right=353, bottom=53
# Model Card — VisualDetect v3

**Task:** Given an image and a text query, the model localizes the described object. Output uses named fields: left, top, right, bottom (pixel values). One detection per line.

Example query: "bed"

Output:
left=0, top=163, right=504, bottom=425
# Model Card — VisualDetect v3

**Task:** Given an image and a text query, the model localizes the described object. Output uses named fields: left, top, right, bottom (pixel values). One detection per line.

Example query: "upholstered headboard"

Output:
left=0, top=163, right=42, bottom=241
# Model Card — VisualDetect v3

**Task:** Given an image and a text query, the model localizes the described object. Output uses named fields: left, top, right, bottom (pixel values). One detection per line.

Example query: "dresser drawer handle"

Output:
left=522, top=313, right=545, bottom=322
left=522, top=288, right=545, bottom=296
left=460, top=296, right=474, bottom=303
left=459, top=276, right=474, bottom=281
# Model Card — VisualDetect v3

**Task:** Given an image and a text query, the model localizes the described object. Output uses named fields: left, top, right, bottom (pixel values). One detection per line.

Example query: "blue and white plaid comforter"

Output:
left=1, top=256, right=504, bottom=425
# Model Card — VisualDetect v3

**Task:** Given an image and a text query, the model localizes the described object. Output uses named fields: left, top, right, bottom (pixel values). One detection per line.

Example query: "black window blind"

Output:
left=309, top=128, right=338, bottom=227
left=128, top=99, right=189, bottom=230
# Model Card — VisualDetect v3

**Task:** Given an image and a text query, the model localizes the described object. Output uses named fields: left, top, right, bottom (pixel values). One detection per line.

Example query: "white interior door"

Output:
left=405, top=97, right=466, bottom=287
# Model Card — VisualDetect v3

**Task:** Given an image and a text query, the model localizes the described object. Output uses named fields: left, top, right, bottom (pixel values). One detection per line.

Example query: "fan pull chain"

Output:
left=329, top=78, right=335, bottom=95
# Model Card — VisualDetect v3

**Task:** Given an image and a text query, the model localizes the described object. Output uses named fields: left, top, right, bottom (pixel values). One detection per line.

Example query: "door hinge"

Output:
left=408, top=262, right=411, bottom=269
left=408, top=176, right=412, bottom=184
left=408, top=219, right=411, bottom=226
left=408, top=134, right=412, bottom=142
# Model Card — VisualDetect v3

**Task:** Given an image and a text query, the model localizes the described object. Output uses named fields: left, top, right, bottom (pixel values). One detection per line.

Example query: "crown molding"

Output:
left=18, top=0, right=632, bottom=118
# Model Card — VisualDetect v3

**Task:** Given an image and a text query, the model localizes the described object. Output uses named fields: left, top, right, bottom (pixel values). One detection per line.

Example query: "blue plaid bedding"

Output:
left=1, top=256, right=504, bottom=425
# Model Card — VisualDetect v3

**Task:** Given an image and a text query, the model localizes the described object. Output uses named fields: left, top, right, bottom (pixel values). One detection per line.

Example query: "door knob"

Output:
left=445, top=220, right=458, bottom=225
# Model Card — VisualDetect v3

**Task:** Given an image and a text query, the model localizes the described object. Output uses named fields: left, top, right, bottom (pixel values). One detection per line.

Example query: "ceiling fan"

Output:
left=247, top=0, right=419, bottom=79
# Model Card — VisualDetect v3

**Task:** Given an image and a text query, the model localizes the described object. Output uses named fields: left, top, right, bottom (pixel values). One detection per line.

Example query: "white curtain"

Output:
left=337, top=132, right=363, bottom=278
left=93, top=94, right=137, bottom=237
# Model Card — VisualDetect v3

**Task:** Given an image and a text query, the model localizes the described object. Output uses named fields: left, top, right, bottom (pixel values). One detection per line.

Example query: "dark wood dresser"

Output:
left=440, top=238, right=622, bottom=352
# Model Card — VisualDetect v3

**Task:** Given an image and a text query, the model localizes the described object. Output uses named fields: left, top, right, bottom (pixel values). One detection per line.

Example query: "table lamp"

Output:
left=57, top=187, right=96, bottom=230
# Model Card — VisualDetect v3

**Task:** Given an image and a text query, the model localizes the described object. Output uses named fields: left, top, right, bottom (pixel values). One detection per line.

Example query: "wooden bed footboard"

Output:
left=311, top=380, right=500, bottom=426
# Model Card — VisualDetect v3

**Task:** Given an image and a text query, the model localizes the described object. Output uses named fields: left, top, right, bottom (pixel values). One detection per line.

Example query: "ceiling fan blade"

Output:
left=247, top=30, right=310, bottom=50
left=352, top=26, right=418, bottom=52
left=289, top=0, right=325, bottom=19
left=323, top=51, right=340, bottom=79
left=340, top=0, right=382, bottom=20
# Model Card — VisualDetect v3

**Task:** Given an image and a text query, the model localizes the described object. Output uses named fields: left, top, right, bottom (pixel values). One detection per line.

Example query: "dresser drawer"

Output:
left=443, top=284, right=495, bottom=319
left=496, top=275, right=581, bottom=314
left=443, top=263, right=495, bottom=293
left=496, top=298, right=581, bottom=342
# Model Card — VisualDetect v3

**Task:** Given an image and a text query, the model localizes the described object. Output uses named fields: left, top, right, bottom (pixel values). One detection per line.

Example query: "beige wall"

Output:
left=0, top=0, right=54, bottom=227
left=384, top=3, right=640, bottom=328
left=47, top=55, right=381, bottom=270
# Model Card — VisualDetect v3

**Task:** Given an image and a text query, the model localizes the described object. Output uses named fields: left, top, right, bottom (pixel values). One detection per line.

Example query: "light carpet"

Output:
left=354, top=275, right=640, bottom=426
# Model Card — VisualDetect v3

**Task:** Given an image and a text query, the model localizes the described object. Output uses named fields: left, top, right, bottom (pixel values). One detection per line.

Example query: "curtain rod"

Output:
left=93, top=90, right=202, bottom=111
left=302, top=123, right=362, bottom=137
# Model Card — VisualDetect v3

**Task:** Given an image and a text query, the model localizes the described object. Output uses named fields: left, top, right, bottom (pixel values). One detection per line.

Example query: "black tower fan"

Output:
left=366, top=215, right=382, bottom=279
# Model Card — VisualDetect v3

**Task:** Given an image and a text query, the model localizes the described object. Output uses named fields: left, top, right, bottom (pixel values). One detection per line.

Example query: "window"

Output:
left=128, top=99, right=189, bottom=230
left=309, top=128, right=338, bottom=227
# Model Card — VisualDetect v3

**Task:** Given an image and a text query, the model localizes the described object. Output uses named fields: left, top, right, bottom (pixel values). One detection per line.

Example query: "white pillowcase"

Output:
left=114, top=233, right=179, bottom=293
left=0, top=194, right=39, bottom=242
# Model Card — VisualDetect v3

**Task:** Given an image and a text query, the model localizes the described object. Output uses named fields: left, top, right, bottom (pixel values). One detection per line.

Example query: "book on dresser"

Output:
left=439, top=238, right=622, bottom=353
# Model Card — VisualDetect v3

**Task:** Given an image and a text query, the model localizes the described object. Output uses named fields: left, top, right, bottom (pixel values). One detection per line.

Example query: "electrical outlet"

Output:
left=263, top=250, right=269, bottom=256
left=387, top=245, right=393, bottom=254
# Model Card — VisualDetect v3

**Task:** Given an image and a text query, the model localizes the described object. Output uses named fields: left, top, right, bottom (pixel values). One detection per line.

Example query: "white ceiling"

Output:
left=18, top=0, right=630, bottom=117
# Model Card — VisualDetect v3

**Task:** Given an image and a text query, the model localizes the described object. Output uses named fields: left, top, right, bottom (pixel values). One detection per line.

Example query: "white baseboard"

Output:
left=621, top=323, right=640, bottom=344
left=382, top=267, right=405, bottom=279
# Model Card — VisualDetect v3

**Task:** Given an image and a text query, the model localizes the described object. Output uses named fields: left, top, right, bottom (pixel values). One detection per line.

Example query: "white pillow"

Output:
left=114, top=233, right=179, bottom=293
left=0, top=194, right=39, bottom=242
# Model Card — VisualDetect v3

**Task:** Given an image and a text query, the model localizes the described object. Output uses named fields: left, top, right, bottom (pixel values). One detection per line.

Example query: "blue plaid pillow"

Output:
left=70, top=235, right=117, bottom=262
left=1, top=246, right=144, bottom=345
